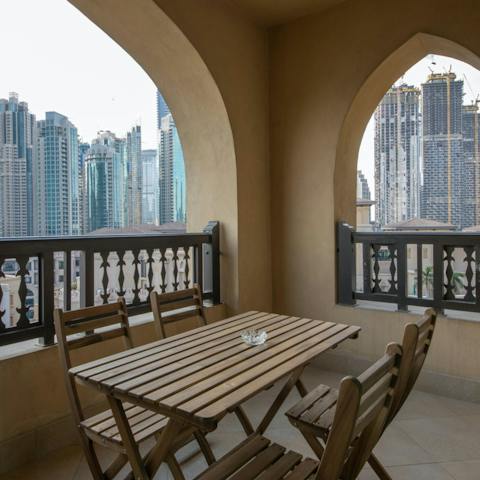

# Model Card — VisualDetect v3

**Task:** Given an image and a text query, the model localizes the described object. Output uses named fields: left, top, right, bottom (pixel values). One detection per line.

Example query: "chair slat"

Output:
left=357, top=353, right=396, bottom=392
left=157, top=297, right=199, bottom=313
left=150, top=283, right=206, bottom=339
left=67, top=328, right=127, bottom=350
left=229, top=444, right=286, bottom=480
left=62, top=302, right=124, bottom=323
left=65, top=313, right=125, bottom=335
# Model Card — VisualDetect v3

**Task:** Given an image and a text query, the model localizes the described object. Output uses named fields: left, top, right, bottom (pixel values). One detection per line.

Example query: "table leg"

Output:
left=107, top=397, right=150, bottom=480
left=256, top=366, right=305, bottom=434
left=295, top=378, right=308, bottom=397
left=144, top=418, right=186, bottom=478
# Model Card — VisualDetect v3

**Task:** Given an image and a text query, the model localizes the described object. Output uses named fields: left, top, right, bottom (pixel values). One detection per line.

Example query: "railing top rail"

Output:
left=353, top=230, right=480, bottom=242
left=0, top=232, right=212, bottom=256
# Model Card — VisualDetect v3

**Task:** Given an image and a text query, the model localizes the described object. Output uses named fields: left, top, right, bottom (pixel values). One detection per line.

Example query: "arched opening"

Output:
left=334, top=33, right=480, bottom=225
left=69, top=0, right=239, bottom=309
left=335, top=32, right=480, bottom=315
left=0, top=0, right=240, bottom=335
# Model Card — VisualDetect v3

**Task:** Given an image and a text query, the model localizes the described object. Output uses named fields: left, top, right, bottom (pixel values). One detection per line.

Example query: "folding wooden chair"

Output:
left=150, top=286, right=256, bottom=436
left=54, top=299, right=215, bottom=480
left=150, top=284, right=207, bottom=339
left=193, top=343, right=403, bottom=480
left=286, top=308, right=437, bottom=480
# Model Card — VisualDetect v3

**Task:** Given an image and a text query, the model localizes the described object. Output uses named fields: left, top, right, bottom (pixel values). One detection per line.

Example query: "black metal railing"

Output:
left=337, top=221, right=480, bottom=313
left=0, top=221, right=220, bottom=346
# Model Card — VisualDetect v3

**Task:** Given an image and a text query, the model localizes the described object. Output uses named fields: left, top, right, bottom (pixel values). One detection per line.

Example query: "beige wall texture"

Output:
left=70, top=0, right=273, bottom=315
left=270, top=0, right=480, bottom=381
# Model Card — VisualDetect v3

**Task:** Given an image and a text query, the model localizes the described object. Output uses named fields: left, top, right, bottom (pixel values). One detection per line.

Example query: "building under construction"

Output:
left=375, top=84, right=421, bottom=226
left=421, top=72, right=465, bottom=228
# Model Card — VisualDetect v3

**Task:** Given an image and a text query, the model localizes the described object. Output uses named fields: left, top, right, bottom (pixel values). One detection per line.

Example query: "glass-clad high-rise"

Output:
left=36, top=112, right=79, bottom=236
left=84, top=131, right=126, bottom=232
left=0, top=93, right=36, bottom=237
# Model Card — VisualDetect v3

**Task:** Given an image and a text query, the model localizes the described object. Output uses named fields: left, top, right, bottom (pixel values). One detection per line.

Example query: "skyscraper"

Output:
left=78, top=141, right=90, bottom=234
left=156, top=90, right=170, bottom=129
left=375, top=84, right=421, bottom=226
left=0, top=93, right=36, bottom=237
left=125, top=125, right=142, bottom=226
left=84, top=131, right=126, bottom=232
left=421, top=72, right=464, bottom=228
left=141, top=149, right=158, bottom=224
left=357, top=170, right=371, bottom=200
left=36, top=112, right=79, bottom=236
left=158, top=114, right=186, bottom=224
left=461, top=104, right=480, bottom=227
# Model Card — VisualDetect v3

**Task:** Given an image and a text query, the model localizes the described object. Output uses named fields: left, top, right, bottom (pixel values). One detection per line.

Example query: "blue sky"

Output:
left=0, top=0, right=158, bottom=149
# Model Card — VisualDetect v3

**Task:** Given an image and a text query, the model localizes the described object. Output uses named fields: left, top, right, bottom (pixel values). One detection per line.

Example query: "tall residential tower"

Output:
left=421, top=72, right=464, bottom=228
left=0, top=93, right=36, bottom=237
left=374, top=84, right=421, bottom=226
left=36, top=112, right=79, bottom=236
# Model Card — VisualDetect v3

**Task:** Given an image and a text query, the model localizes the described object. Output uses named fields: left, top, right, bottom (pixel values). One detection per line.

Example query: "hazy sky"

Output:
left=358, top=55, right=480, bottom=198
left=0, top=0, right=158, bottom=148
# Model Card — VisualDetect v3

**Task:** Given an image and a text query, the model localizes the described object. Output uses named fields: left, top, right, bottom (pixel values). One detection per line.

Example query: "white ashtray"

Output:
left=241, top=329, right=268, bottom=346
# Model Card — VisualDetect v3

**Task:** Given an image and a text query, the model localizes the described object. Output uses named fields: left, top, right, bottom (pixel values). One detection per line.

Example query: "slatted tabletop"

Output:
left=70, top=311, right=360, bottom=429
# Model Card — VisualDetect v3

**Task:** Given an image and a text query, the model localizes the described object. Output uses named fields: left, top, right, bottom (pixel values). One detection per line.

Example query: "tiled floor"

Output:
left=3, top=367, right=480, bottom=479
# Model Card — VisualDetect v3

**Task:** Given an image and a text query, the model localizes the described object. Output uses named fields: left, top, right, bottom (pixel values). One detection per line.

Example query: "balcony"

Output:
left=2, top=0, right=480, bottom=479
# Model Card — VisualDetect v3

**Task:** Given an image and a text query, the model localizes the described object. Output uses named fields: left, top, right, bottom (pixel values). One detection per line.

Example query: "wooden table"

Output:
left=70, top=311, right=360, bottom=479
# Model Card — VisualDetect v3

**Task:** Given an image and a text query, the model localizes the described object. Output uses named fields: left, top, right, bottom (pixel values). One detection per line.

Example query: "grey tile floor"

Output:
left=3, top=366, right=480, bottom=479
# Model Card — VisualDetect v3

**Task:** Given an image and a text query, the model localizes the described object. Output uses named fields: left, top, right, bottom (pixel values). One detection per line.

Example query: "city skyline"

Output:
left=0, top=88, right=187, bottom=238
left=358, top=54, right=480, bottom=206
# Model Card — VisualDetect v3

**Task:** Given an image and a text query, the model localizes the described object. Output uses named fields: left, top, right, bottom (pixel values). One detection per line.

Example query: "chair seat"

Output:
left=285, top=384, right=338, bottom=437
left=80, top=402, right=169, bottom=447
left=195, top=434, right=318, bottom=480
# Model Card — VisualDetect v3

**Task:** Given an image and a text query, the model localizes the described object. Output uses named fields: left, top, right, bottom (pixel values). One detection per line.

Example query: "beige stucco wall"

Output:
left=70, top=0, right=272, bottom=314
left=270, top=0, right=480, bottom=381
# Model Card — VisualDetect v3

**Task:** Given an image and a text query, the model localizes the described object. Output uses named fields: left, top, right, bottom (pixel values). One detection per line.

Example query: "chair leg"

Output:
left=296, top=379, right=308, bottom=397
left=166, top=453, right=186, bottom=480
left=78, top=430, right=105, bottom=480
left=368, top=453, right=392, bottom=480
left=104, top=453, right=129, bottom=479
left=298, top=426, right=325, bottom=459
left=193, top=431, right=216, bottom=465
left=234, top=406, right=255, bottom=435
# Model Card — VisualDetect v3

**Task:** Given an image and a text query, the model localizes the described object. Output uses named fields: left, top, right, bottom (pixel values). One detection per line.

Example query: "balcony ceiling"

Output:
left=230, top=0, right=346, bottom=26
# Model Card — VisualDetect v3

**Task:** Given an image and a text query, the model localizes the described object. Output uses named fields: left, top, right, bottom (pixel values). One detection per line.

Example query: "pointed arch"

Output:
left=69, top=0, right=240, bottom=309
left=334, top=32, right=480, bottom=224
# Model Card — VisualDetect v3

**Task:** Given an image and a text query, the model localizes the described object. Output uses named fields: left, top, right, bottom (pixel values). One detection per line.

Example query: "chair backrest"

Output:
left=150, top=284, right=206, bottom=339
left=316, top=343, right=403, bottom=480
left=54, top=299, right=133, bottom=423
left=389, top=308, right=437, bottom=420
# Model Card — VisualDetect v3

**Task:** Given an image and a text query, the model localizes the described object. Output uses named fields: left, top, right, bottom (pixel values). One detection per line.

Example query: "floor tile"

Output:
left=3, top=366, right=480, bottom=480
left=441, top=460, right=480, bottom=480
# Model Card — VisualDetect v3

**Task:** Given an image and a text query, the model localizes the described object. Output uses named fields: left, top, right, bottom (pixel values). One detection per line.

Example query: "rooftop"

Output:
left=382, top=217, right=457, bottom=231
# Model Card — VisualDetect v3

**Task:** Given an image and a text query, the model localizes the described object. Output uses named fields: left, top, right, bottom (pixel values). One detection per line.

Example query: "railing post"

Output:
left=433, top=242, right=444, bottom=314
left=204, top=221, right=220, bottom=304
left=79, top=250, right=95, bottom=308
left=39, top=252, right=55, bottom=346
left=397, top=241, right=408, bottom=311
left=336, top=221, right=356, bottom=305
